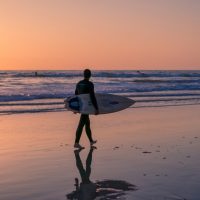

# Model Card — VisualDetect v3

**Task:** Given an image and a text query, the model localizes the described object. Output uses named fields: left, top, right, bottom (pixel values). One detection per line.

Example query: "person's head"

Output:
left=83, top=69, right=91, bottom=79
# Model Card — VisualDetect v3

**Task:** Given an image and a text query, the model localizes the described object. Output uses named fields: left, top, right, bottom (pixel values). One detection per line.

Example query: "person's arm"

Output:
left=73, top=84, right=79, bottom=114
left=75, top=84, right=78, bottom=95
left=89, top=83, right=99, bottom=111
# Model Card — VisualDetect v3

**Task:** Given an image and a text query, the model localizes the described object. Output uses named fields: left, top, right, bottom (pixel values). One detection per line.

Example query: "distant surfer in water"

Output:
left=74, top=69, right=99, bottom=149
left=137, top=70, right=147, bottom=77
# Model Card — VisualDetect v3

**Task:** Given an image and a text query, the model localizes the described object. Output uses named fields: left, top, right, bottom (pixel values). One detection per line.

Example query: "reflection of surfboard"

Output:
left=64, top=93, right=135, bottom=115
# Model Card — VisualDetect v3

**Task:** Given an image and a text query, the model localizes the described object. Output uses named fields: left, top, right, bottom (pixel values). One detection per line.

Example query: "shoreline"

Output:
left=1, top=99, right=200, bottom=116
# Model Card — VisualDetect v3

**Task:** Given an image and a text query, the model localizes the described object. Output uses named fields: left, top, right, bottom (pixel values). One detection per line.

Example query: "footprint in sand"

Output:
left=155, top=174, right=160, bottom=177
left=186, top=155, right=191, bottom=158
left=113, top=146, right=120, bottom=150
left=135, top=147, right=142, bottom=150
left=142, top=151, right=152, bottom=154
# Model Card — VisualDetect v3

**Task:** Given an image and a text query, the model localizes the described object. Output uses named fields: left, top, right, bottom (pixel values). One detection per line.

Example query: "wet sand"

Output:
left=0, top=105, right=200, bottom=200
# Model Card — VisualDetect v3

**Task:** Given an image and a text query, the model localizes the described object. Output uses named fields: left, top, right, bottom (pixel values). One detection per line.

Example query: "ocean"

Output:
left=1, top=70, right=200, bottom=114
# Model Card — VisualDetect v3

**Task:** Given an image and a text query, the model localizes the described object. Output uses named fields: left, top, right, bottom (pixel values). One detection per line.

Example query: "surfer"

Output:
left=74, top=69, right=99, bottom=149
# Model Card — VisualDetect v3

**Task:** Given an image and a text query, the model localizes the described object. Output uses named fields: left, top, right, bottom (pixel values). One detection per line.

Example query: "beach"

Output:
left=0, top=105, right=200, bottom=200
left=1, top=0, right=200, bottom=198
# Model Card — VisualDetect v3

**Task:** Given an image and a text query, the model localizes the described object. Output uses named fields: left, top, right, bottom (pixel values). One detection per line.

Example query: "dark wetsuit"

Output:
left=75, top=79, right=98, bottom=144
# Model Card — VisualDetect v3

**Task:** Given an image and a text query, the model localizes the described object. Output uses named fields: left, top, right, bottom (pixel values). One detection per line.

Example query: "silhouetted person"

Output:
left=74, top=69, right=99, bottom=149
left=137, top=70, right=147, bottom=77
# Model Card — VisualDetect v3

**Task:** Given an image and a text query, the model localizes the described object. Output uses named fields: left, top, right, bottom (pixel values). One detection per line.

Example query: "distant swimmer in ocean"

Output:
left=137, top=70, right=148, bottom=77
left=74, top=69, right=99, bottom=149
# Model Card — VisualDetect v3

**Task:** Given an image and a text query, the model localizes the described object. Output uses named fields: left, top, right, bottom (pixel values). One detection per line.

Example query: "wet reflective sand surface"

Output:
left=0, top=105, right=200, bottom=199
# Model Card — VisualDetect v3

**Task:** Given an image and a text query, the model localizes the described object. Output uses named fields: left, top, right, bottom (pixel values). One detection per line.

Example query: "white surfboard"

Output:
left=64, top=93, right=135, bottom=115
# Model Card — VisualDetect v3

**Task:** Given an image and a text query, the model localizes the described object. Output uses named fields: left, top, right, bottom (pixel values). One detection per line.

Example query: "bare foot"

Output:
left=90, top=140, right=97, bottom=146
left=74, top=143, right=85, bottom=149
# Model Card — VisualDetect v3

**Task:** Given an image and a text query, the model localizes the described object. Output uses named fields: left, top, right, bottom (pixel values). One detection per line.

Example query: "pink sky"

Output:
left=0, top=0, right=200, bottom=70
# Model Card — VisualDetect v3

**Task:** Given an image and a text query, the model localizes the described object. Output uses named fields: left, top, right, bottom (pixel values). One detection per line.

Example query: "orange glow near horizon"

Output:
left=0, top=0, right=200, bottom=70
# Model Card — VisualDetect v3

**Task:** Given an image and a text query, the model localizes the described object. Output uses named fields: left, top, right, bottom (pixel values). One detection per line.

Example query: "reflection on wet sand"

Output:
left=66, top=148, right=137, bottom=200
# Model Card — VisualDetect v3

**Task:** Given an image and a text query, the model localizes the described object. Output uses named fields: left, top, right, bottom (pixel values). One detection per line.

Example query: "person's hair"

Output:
left=84, top=69, right=91, bottom=79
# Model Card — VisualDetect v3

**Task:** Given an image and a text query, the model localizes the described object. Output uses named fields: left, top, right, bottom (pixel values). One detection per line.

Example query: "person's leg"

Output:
left=85, top=115, right=96, bottom=144
left=75, top=115, right=86, bottom=145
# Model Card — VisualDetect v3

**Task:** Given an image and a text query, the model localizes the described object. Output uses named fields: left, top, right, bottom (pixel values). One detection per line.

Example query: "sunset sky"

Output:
left=0, top=0, right=200, bottom=70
